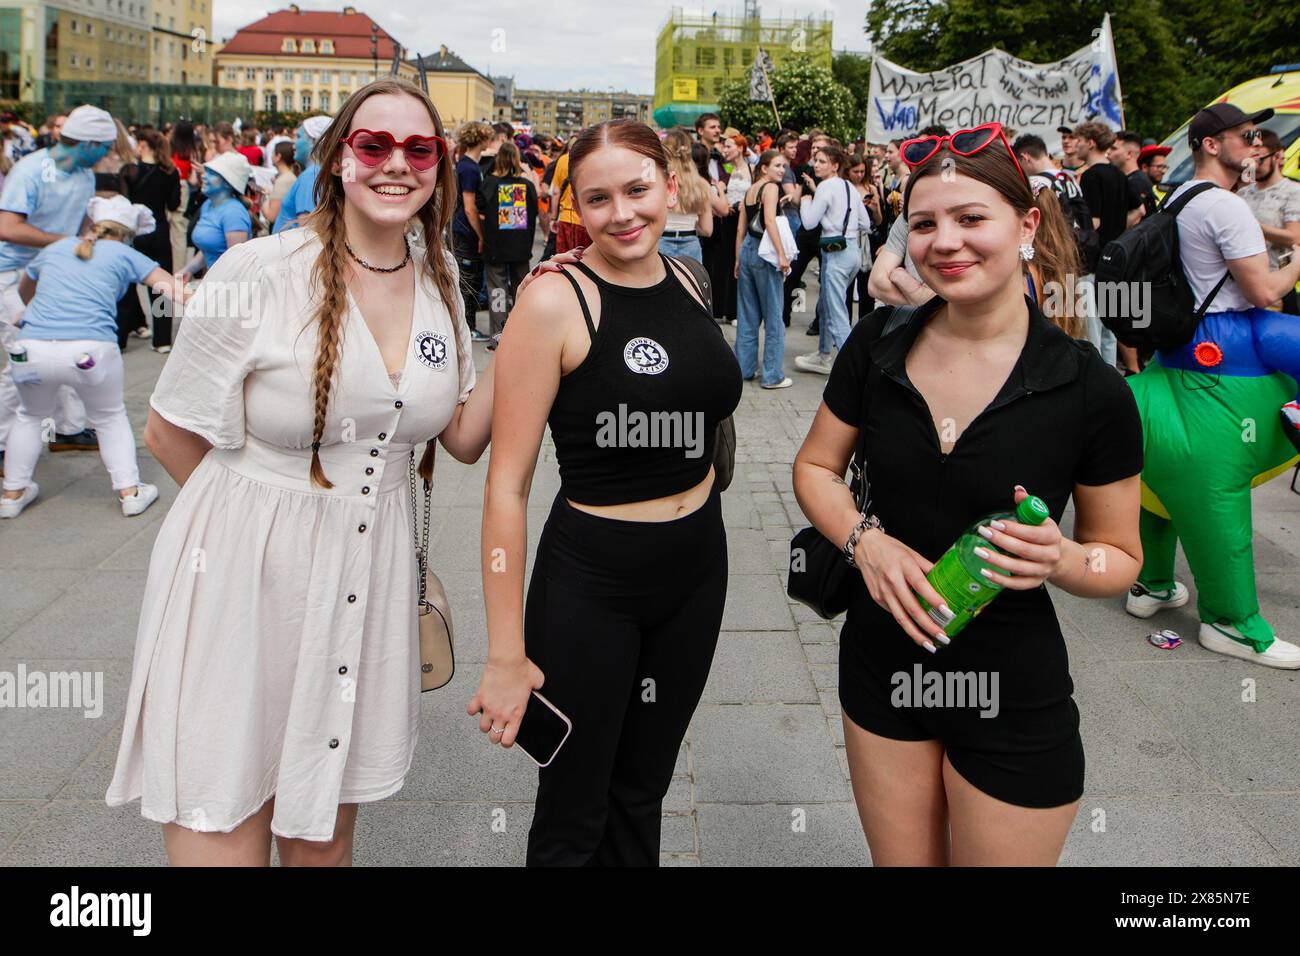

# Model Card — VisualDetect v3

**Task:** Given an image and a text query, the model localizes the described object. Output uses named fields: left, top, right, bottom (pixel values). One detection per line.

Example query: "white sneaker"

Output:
left=0, top=483, right=38, bottom=518
left=761, top=377, right=794, bottom=389
left=1198, top=622, right=1300, bottom=670
left=794, top=353, right=834, bottom=375
left=120, top=483, right=159, bottom=517
left=152, top=344, right=171, bottom=354
left=1125, top=581, right=1189, bottom=619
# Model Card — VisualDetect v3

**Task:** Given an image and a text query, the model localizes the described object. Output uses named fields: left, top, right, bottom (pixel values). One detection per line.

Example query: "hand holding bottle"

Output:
left=855, top=528, right=952, bottom=653
left=972, top=486, right=1064, bottom=590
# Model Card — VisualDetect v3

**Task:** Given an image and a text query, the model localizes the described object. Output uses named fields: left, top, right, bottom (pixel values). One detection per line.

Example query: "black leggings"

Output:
left=451, top=229, right=484, bottom=334
left=523, top=483, right=728, bottom=866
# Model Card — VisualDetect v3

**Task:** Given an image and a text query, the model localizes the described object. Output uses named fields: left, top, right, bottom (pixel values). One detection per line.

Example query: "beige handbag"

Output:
left=409, top=446, right=454, bottom=691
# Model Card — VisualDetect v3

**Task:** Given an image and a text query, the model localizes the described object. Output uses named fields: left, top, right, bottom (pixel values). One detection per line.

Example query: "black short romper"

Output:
left=825, top=297, right=1143, bottom=809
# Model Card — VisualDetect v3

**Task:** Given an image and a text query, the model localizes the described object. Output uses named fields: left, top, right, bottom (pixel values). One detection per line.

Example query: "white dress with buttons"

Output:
left=105, top=228, right=474, bottom=841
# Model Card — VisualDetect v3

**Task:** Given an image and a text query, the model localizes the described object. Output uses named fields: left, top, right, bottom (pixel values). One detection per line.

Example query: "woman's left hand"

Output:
left=972, top=486, right=1064, bottom=589
left=516, top=245, right=586, bottom=297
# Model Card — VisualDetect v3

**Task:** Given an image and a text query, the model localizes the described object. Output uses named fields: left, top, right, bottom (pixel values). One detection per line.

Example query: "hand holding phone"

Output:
left=468, top=655, right=544, bottom=748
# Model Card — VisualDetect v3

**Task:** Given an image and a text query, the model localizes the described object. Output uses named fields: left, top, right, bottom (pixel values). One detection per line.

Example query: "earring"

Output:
left=1019, top=243, right=1035, bottom=261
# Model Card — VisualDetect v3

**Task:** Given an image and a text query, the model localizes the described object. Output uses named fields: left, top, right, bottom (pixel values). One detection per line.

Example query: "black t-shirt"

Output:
left=1127, top=169, right=1157, bottom=218
left=476, top=173, right=539, bottom=263
left=821, top=298, right=1143, bottom=706
left=452, top=156, right=483, bottom=239
left=1080, top=162, right=1137, bottom=245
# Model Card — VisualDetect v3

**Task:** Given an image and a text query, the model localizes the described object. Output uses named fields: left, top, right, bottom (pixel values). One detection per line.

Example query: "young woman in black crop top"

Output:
left=793, top=126, right=1144, bottom=865
left=471, top=119, right=743, bottom=866
left=734, top=149, right=793, bottom=389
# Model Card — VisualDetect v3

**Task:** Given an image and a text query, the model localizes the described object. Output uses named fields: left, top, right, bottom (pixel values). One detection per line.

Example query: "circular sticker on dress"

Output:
left=623, top=337, right=669, bottom=375
left=415, top=330, right=449, bottom=370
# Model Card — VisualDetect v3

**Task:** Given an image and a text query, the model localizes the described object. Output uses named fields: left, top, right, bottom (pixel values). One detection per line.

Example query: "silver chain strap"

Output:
left=408, top=448, right=432, bottom=611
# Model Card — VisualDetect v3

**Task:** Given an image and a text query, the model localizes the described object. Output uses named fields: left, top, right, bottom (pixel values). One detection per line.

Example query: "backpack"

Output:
left=1094, top=181, right=1229, bottom=351
left=1048, top=171, right=1102, bottom=274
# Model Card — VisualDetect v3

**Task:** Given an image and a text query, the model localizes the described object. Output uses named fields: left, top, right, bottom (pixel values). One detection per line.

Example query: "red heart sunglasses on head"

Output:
left=341, top=129, right=447, bottom=171
left=899, top=122, right=1027, bottom=183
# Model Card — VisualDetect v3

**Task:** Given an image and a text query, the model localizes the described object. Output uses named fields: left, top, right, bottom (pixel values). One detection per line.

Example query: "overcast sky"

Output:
left=214, top=1, right=872, bottom=93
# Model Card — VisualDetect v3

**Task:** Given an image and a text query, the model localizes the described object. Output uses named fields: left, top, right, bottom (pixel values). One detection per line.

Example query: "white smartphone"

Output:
left=514, top=690, right=572, bottom=768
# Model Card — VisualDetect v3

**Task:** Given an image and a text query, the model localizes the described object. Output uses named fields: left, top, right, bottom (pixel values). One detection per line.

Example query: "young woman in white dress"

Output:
left=105, top=79, right=494, bottom=866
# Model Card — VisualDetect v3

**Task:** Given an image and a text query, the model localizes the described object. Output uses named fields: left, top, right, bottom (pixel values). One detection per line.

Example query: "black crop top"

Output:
left=745, top=181, right=777, bottom=238
left=550, top=254, right=743, bottom=505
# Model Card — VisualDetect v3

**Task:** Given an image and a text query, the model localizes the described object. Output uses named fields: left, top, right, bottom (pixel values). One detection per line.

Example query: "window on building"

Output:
left=340, top=91, right=350, bottom=106
left=321, top=39, right=333, bottom=54
left=301, top=92, right=312, bottom=111
left=265, top=68, right=274, bottom=80
left=302, top=39, right=315, bottom=53
left=70, top=53, right=79, bottom=67
left=86, top=56, right=93, bottom=68
left=318, top=91, right=330, bottom=110
left=154, top=66, right=159, bottom=79
left=245, top=67, right=255, bottom=80
left=86, top=23, right=93, bottom=35
left=282, top=38, right=296, bottom=53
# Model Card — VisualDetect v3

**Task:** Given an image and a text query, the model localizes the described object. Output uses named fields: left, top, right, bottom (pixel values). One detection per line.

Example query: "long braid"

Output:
left=307, top=200, right=349, bottom=488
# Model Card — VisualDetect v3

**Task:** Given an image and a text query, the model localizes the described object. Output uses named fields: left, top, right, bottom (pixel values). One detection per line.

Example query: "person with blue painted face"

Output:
left=0, top=104, right=118, bottom=469
left=177, top=151, right=252, bottom=278
left=271, top=115, right=330, bottom=233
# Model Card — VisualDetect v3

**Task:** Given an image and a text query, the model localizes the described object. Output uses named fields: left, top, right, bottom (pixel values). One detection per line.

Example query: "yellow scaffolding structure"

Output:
left=654, top=8, right=833, bottom=112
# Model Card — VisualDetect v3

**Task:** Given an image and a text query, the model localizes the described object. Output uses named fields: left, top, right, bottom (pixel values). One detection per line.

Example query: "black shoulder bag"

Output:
left=668, top=254, right=737, bottom=493
left=786, top=305, right=917, bottom=619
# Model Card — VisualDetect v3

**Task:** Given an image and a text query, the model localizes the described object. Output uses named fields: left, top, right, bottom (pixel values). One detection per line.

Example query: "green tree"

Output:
left=718, top=56, right=860, bottom=142
left=833, top=51, right=873, bottom=121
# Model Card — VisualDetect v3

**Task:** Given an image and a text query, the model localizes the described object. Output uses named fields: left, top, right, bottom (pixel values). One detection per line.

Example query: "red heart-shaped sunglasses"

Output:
left=341, top=129, right=448, bottom=171
left=900, top=122, right=1027, bottom=182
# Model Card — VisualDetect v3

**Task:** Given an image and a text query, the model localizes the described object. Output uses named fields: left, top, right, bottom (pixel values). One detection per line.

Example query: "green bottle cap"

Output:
left=1016, top=495, right=1050, bottom=525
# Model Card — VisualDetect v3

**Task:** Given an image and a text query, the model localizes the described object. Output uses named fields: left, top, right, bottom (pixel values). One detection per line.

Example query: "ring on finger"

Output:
left=490, top=726, right=504, bottom=736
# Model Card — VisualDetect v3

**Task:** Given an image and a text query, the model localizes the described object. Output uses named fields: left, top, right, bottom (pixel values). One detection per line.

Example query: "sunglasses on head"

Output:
left=341, top=129, right=447, bottom=171
left=900, top=122, right=1027, bottom=182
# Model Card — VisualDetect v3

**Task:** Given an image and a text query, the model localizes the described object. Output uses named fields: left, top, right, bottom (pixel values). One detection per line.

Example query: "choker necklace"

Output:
left=344, top=237, right=411, bottom=273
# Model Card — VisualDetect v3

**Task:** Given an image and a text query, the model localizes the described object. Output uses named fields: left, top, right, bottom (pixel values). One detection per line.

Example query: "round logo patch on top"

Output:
left=415, top=330, right=449, bottom=370
left=623, top=337, right=669, bottom=375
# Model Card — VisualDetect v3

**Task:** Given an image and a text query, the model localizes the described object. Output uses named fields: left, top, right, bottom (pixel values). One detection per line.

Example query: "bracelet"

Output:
left=843, top=513, right=882, bottom=566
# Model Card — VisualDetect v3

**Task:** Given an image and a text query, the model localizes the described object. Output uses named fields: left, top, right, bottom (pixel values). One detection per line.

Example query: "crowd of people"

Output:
left=0, top=81, right=1296, bottom=869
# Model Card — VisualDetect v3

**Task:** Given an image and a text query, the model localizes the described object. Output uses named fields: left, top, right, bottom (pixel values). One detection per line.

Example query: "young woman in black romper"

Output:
left=473, top=119, right=743, bottom=866
left=794, top=125, right=1144, bottom=865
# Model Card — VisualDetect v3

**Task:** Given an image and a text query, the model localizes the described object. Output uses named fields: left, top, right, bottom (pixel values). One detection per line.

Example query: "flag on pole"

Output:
left=749, top=47, right=775, bottom=102
left=389, top=42, right=402, bottom=77
left=1096, top=12, right=1125, bottom=128
left=417, top=53, right=428, bottom=92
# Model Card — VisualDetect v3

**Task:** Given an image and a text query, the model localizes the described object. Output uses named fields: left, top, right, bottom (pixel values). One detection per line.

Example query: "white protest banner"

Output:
left=867, top=16, right=1124, bottom=152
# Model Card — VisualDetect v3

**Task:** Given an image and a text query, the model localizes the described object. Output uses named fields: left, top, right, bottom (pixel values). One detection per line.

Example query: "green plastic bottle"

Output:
left=916, top=495, right=1051, bottom=640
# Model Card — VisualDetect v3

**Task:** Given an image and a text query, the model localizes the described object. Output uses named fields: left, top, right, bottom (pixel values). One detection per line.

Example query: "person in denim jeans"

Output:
left=795, top=145, right=862, bottom=375
left=657, top=128, right=715, bottom=265
left=734, top=150, right=793, bottom=389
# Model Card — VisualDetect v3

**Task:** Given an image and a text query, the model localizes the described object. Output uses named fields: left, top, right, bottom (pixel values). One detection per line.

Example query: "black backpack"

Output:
left=1047, top=171, right=1102, bottom=274
left=1094, top=181, right=1229, bottom=351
